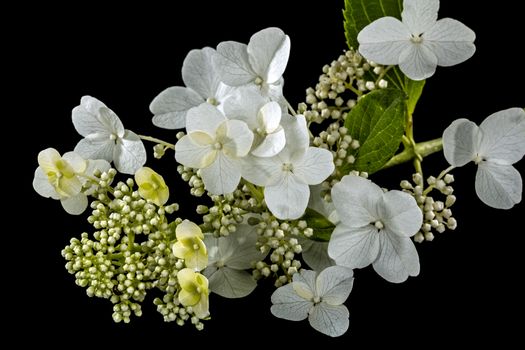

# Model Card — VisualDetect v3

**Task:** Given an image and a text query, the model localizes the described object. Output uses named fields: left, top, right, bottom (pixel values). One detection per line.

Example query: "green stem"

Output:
left=423, top=165, right=455, bottom=196
left=244, top=181, right=264, bottom=204
left=382, top=138, right=443, bottom=169
left=139, top=135, right=175, bottom=150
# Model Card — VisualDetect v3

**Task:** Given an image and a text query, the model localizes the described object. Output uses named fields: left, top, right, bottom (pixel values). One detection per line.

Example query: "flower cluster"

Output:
left=34, top=0, right=524, bottom=338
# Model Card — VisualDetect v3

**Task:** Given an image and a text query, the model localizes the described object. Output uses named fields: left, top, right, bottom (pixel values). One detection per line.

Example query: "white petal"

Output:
left=186, top=103, right=226, bottom=135
left=331, top=175, right=383, bottom=227
left=214, top=41, right=255, bottom=86
left=328, top=224, right=380, bottom=269
left=301, top=239, right=335, bottom=272
left=381, top=190, right=423, bottom=238
left=373, top=232, right=420, bottom=283
left=442, top=118, right=481, bottom=167
left=74, top=134, right=115, bottom=162
left=270, top=284, right=312, bottom=321
left=247, top=27, right=290, bottom=84
left=62, top=152, right=87, bottom=173
left=316, top=266, right=353, bottom=305
left=240, top=155, right=282, bottom=186
left=264, top=174, right=309, bottom=220
left=175, top=134, right=215, bottom=168
left=182, top=47, right=221, bottom=99
left=308, top=303, right=349, bottom=337
left=150, top=87, right=204, bottom=130
left=475, top=162, right=522, bottom=209
left=357, top=17, right=411, bottom=64
left=79, top=95, right=107, bottom=115
left=33, top=168, right=59, bottom=199
left=221, top=119, right=254, bottom=158
left=278, top=114, right=309, bottom=162
left=258, top=101, right=282, bottom=133
left=200, top=153, right=241, bottom=195
left=292, top=269, right=317, bottom=300
left=223, top=86, right=269, bottom=128
left=73, top=97, right=124, bottom=137
left=203, top=236, right=220, bottom=265
left=225, top=224, right=266, bottom=269
left=251, top=129, right=286, bottom=158
left=479, top=108, right=525, bottom=165
left=60, top=194, right=88, bottom=215
left=399, top=42, right=438, bottom=80
left=206, top=267, right=257, bottom=298
left=424, top=18, right=476, bottom=67
left=114, top=131, right=147, bottom=174
left=402, top=0, right=439, bottom=34
left=293, top=148, right=335, bottom=185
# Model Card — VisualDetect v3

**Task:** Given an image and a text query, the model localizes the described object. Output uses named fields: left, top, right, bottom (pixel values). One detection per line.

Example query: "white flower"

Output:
left=33, top=148, right=110, bottom=215
left=357, top=0, right=476, bottom=80
left=213, top=27, right=290, bottom=102
left=203, top=223, right=266, bottom=298
left=443, top=108, right=525, bottom=209
left=328, top=175, right=422, bottom=283
left=242, top=115, right=335, bottom=220
left=270, top=266, right=354, bottom=337
left=224, top=87, right=286, bottom=157
left=175, top=103, right=254, bottom=195
left=150, top=47, right=236, bottom=129
left=72, top=96, right=146, bottom=175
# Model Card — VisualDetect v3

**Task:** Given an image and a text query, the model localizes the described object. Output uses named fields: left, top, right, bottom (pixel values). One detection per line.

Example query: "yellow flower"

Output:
left=134, top=167, right=169, bottom=206
left=37, top=148, right=87, bottom=198
left=177, top=268, right=210, bottom=319
left=172, top=220, right=208, bottom=271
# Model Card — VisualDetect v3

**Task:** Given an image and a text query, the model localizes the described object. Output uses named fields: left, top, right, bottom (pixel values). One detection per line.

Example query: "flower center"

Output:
left=213, top=142, right=223, bottom=150
left=410, top=34, right=423, bottom=44
left=373, top=220, right=384, bottom=230
left=206, top=97, right=218, bottom=106
left=216, top=260, right=225, bottom=268
left=312, top=295, right=321, bottom=304
left=254, top=76, right=263, bottom=85
left=473, top=153, right=484, bottom=164
left=110, top=133, right=118, bottom=141
left=282, top=163, right=294, bottom=172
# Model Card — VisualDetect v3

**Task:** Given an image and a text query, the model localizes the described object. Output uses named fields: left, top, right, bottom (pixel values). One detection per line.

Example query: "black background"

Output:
left=11, top=0, right=524, bottom=347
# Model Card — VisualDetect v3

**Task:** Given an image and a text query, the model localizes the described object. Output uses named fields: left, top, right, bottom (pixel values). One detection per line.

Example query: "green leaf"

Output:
left=405, top=77, right=426, bottom=115
left=344, top=89, right=407, bottom=174
left=343, top=0, right=406, bottom=90
left=302, top=208, right=335, bottom=242
left=343, top=0, right=403, bottom=50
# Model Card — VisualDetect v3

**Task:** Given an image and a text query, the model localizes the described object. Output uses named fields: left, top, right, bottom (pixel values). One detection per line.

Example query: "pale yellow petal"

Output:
left=178, top=289, right=200, bottom=307
left=38, top=148, right=61, bottom=174
left=176, top=220, right=204, bottom=240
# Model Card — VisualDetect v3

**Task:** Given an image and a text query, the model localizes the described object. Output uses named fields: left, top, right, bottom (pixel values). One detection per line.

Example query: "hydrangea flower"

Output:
left=328, top=175, right=422, bottom=283
left=270, top=266, right=354, bottom=337
left=224, top=87, right=286, bottom=157
left=177, top=268, right=210, bottom=319
left=33, top=148, right=110, bottom=215
left=203, top=223, right=266, bottom=298
left=150, top=47, right=236, bottom=129
left=172, top=220, right=208, bottom=271
left=357, top=0, right=476, bottom=80
left=213, top=27, right=290, bottom=102
left=134, top=167, right=169, bottom=206
left=443, top=108, right=525, bottom=209
left=242, top=115, right=334, bottom=219
left=175, top=103, right=254, bottom=195
left=72, top=96, right=147, bottom=174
